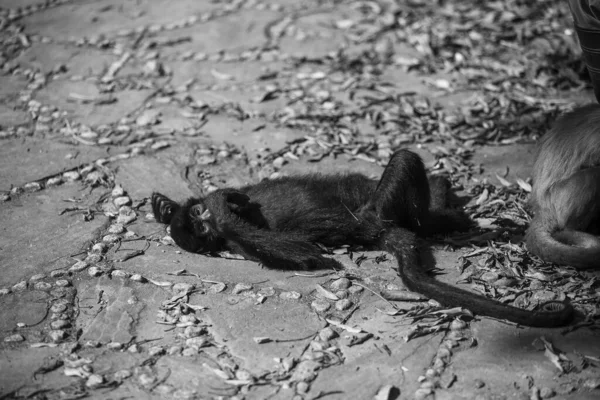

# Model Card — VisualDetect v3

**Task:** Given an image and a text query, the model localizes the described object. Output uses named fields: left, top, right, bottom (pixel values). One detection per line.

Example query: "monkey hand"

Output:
left=221, top=189, right=250, bottom=212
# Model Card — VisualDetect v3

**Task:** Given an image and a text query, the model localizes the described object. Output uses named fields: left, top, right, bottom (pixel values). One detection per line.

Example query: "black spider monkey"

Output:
left=153, top=150, right=573, bottom=327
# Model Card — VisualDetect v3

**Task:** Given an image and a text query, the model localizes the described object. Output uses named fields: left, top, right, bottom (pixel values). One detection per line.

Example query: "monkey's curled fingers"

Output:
left=222, top=189, right=250, bottom=212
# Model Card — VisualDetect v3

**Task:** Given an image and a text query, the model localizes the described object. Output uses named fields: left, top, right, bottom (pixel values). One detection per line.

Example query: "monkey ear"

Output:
left=151, top=192, right=179, bottom=224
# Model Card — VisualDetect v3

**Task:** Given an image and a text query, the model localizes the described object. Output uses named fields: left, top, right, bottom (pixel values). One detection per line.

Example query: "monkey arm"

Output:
left=204, top=190, right=339, bottom=269
left=223, top=226, right=340, bottom=270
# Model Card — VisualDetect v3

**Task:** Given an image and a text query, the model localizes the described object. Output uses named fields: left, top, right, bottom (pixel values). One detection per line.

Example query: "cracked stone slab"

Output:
left=149, top=8, right=279, bottom=59
left=15, top=42, right=115, bottom=78
left=0, top=185, right=108, bottom=286
left=439, top=320, right=600, bottom=400
left=34, top=80, right=152, bottom=125
left=201, top=292, right=324, bottom=373
left=112, top=152, right=197, bottom=200
left=0, top=137, right=109, bottom=190
left=77, top=276, right=167, bottom=343
left=0, top=289, right=51, bottom=334
left=168, top=60, right=287, bottom=89
left=21, top=0, right=223, bottom=40
left=309, top=305, right=442, bottom=399
left=0, top=347, right=71, bottom=396
left=199, top=115, right=306, bottom=155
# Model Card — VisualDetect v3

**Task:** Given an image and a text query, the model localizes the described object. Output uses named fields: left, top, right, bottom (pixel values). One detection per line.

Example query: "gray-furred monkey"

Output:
left=526, top=104, right=600, bottom=269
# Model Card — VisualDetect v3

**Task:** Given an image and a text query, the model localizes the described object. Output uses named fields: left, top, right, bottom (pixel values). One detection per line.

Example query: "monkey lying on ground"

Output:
left=153, top=150, right=573, bottom=327
left=526, top=104, right=600, bottom=269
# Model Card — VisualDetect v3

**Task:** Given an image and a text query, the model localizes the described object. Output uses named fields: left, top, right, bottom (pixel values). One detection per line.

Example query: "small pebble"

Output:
left=258, top=287, right=276, bottom=297
left=182, top=347, right=197, bottom=356
left=348, top=285, right=363, bottom=294
left=173, top=282, right=194, bottom=293
left=232, top=283, right=252, bottom=294
left=311, top=300, right=331, bottom=313
left=113, top=369, right=132, bottom=380
left=474, top=379, right=485, bottom=388
left=48, top=330, right=67, bottom=343
left=185, top=337, right=208, bottom=349
left=148, top=346, right=165, bottom=356
left=208, top=282, right=226, bottom=293
left=129, top=274, right=146, bottom=282
left=50, top=303, right=68, bottom=313
left=334, top=290, right=348, bottom=299
left=50, top=320, right=70, bottom=330
left=102, top=234, right=120, bottom=243
left=138, top=373, right=156, bottom=387
left=83, top=340, right=100, bottom=348
left=183, top=326, right=205, bottom=338
left=34, top=282, right=52, bottom=290
left=155, top=384, right=174, bottom=395
left=116, top=207, right=137, bottom=224
left=450, top=319, right=468, bottom=331
left=319, top=327, right=337, bottom=341
left=69, top=261, right=89, bottom=272
left=91, top=243, right=107, bottom=253
left=280, top=291, right=301, bottom=300
left=55, top=279, right=70, bottom=287
left=50, top=269, right=67, bottom=278
left=167, top=345, right=182, bottom=355
left=331, top=280, right=351, bottom=292
left=85, top=254, right=102, bottom=263
left=4, top=334, right=25, bottom=342
left=111, top=270, right=129, bottom=278
left=540, top=387, right=555, bottom=399
left=85, top=374, right=104, bottom=389
left=335, top=299, right=353, bottom=311
left=113, top=196, right=131, bottom=207
left=583, top=378, right=600, bottom=389
left=296, top=381, right=309, bottom=393
left=127, top=344, right=139, bottom=353
left=0, top=288, right=11, bottom=296
left=23, top=182, right=42, bottom=192
left=62, top=171, right=81, bottom=181
left=107, top=342, right=122, bottom=350
left=108, top=224, right=125, bottom=234
left=414, top=388, right=432, bottom=400
left=111, top=185, right=125, bottom=197
left=29, top=274, right=46, bottom=281
left=88, top=266, right=102, bottom=277
left=12, top=281, right=27, bottom=292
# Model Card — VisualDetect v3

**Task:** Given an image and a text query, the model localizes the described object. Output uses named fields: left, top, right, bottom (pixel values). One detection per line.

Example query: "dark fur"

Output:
left=154, top=150, right=573, bottom=327
left=526, top=104, right=600, bottom=269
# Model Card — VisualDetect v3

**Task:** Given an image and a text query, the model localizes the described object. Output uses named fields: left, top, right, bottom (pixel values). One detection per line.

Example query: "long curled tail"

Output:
left=381, top=228, right=573, bottom=327
left=526, top=215, right=600, bottom=269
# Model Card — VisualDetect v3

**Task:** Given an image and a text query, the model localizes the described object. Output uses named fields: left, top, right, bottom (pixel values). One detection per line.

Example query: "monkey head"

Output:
left=151, top=192, right=223, bottom=253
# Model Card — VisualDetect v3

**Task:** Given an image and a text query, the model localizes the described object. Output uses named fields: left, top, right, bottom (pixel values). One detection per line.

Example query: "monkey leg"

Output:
left=427, top=175, right=451, bottom=210
left=366, top=149, right=430, bottom=232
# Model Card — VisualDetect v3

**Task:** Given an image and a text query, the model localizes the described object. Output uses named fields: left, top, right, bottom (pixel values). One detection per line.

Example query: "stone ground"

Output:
left=0, top=0, right=599, bottom=399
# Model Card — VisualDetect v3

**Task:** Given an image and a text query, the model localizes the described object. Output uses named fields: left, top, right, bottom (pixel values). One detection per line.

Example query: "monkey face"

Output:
left=152, top=192, right=223, bottom=253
